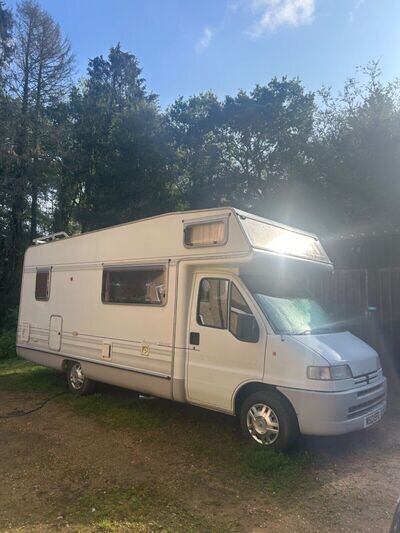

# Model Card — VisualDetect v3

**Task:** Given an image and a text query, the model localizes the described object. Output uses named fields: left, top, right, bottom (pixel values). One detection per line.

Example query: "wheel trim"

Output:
left=246, top=403, right=280, bottom=445
left=70, top=363, right=85, bottom=390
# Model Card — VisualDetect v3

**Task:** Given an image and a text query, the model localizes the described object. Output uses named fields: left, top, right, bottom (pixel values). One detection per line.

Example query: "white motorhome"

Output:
left=17, top=208, right=387, bottom=450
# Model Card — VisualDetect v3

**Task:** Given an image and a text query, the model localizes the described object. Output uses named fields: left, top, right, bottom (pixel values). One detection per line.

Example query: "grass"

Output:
left=0, top=357, right=318, bottom=529
left=2, top=358, right=397, bottom=533
left=66, top=484, right=227, bottom=532
left=0, top=357, right=62, bottom=392
left=1, top=358, right=315, bottom=493
left=70, top=389, right=313, bottom=493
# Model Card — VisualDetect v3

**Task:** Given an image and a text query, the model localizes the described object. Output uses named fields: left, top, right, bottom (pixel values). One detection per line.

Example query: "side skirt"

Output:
left=16, top=345, right=172, bottom=400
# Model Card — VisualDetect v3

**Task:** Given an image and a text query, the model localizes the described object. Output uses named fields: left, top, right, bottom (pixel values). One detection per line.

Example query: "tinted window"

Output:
left=102, top=267, right=166, bottom=305
left=197, top=278, right=229, bottom=328
left=35, top=270, right=50, bottom=301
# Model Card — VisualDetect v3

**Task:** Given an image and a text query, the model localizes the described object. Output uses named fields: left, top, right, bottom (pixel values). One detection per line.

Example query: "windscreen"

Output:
left=240, top=216, right=330, bottom=265
left=244, top=274, right=346, bottom=335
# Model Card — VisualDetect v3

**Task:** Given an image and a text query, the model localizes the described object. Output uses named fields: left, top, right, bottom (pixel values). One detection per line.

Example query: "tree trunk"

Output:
left=30, top=182, right=38, bottom=240
left=9, top=13, right=34, bottom=260
left=30, top=56, right=43, bottom=241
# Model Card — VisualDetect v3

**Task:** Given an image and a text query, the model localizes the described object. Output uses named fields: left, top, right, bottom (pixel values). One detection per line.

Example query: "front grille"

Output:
left=347, top=393, right=386, bottom=420
left=357, top=383, right=384, bottom=398
left=354, top=369, right=379, bottom=387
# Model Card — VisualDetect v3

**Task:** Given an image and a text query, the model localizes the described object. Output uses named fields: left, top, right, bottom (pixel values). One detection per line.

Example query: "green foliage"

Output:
left=0, top=307, right=18, bottom=332
left=166, top=79, right=317, bottom=219
left=219, top=78, right=315, bottom=215
left=167, top=92, right=222, bottom=209
left=60, top=45, right=176, bottom=232
left=315, top=61, right=400, bottom=233
left=0, top=329, right=16, bottom=359
left=0, top=0, right=398, bottom=329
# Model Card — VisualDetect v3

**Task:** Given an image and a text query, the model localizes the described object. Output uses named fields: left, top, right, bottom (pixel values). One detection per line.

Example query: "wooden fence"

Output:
left=306, top=268, right=400, bottom=389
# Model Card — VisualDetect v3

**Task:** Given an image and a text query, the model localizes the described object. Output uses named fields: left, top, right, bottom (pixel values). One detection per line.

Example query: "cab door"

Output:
left=186, top=273, right=266, bottom=412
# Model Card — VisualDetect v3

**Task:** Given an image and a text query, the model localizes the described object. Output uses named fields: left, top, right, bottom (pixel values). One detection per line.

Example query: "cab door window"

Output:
left=197, top=278, right=259, bottom=342
left=197, top=278, right=229, bottom=328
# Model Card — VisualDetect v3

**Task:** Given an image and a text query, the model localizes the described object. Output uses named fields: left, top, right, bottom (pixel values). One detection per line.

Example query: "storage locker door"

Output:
left=49, top=315, right=63, bottom=351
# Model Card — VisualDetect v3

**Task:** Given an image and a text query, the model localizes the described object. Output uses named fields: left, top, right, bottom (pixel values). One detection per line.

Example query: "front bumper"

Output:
left=278, top=376, right=387, bottom=436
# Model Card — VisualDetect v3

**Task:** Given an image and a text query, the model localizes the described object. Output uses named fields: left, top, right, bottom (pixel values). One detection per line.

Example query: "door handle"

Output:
left=190, top=332, right=200, bottom=346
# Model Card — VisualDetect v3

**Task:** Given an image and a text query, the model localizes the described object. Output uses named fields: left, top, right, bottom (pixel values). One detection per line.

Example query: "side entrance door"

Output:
left=186, top=272, right=266, bottom=412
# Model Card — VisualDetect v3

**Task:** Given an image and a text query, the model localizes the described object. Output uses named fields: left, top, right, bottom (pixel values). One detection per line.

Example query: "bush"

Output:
left=0, top=308, right=18, bottom=331
left=0, top=330, right=16, bottom=360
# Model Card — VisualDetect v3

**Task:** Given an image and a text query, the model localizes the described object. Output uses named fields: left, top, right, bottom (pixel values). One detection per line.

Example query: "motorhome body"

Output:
left=17, top=208, right=387, bottom=450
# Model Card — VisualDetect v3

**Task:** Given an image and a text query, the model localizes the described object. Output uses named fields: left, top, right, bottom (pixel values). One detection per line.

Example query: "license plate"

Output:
left=364, top=409, right=381, bottom=428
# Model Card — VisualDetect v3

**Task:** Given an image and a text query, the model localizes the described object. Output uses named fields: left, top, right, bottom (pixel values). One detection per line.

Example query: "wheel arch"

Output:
left=233, top=381, right=297, bottom=417
left=61, top=359, right=72, bottom=372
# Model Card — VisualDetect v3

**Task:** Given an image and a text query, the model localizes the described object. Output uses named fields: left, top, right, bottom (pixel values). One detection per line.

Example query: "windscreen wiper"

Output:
left=308, top=325, right=336, bottom=334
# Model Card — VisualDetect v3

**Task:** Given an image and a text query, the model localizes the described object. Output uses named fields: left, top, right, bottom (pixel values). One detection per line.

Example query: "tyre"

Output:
left=240, top=390, right=299, bottom=452
left=66, top=361, right=95, bottom=396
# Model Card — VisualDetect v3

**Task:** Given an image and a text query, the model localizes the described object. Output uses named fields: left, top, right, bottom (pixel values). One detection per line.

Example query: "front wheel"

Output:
left=66, top=361, right=95, bottom=396
left=240, top=390, right=299, bottom=452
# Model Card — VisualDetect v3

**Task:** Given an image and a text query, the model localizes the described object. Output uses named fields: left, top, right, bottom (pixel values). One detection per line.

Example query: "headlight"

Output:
left=307, top=364, right=353, bottom=380
left=376, top=356, right=382, bottom=370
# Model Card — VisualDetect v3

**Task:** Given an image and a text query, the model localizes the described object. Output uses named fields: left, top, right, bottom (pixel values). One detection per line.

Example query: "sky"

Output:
left=7, top=0, right=400, bottom=107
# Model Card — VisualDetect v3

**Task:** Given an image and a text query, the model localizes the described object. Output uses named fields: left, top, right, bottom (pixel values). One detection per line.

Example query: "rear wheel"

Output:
left=66, top=361, right=95, bottom=396
left=240, top=390, right=299, bottom=452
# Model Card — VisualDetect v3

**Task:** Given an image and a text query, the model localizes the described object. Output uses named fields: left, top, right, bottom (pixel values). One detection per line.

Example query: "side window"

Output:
left=197, top=278, right=229, bottom=328
left=184, top=220, right=227, bottom=247
left=35, top=270, right=51, bottom=301
left=102, top=266, right=166, bottom=305
left=229, top=284, right=259, bottom=343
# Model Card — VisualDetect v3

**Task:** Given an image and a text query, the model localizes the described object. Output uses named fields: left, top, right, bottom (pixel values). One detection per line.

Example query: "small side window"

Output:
left=229, top=284, right=259, bottom=343
left=197, top=278, right=229, bottom=328
left=184, top=220, right=226, bottom=247
left=35, top=270, right=50, bottom=301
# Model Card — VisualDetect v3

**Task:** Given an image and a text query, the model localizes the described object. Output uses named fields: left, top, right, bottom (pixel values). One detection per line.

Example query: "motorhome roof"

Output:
left=31, top=207, right=233, bottom=247
left=234, top=209, right=319, bottom=239
left=26, top=207, right=331, bottom=269
left=32, top=206, right=318, bottom=247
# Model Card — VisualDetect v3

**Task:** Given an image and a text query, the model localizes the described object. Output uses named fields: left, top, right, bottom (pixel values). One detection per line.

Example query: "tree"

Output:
left=0, top=1, right=15, bottom=325
left=0, top=0, right=73, bottom=327
left=0, top=0, right=14, bottom=223
left=0, top=0, right=12, bottom=79
left=166, top=92, right=222, bottom=209
left=12, top=0, right=74, bottom=240
left=58, top=45, right=174, bottom=232
left=167, top=78, right=316, bottom=222
left=217, top=78, right=315, bottom=215
left=314, top=62, right=400, bottom=234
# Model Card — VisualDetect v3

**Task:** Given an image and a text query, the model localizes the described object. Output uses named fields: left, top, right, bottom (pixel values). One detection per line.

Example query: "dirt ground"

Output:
left=1, top=367, right=399, bottom=532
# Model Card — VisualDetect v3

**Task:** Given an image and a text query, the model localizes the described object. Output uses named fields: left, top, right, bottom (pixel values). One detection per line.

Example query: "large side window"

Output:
left=35, top=269, right=51, bottom=301
left=197, top=278, right=229, bottom=328
left=229, top=284, right=259, bottom=343
left=102, top=266, right=166, bottom=305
